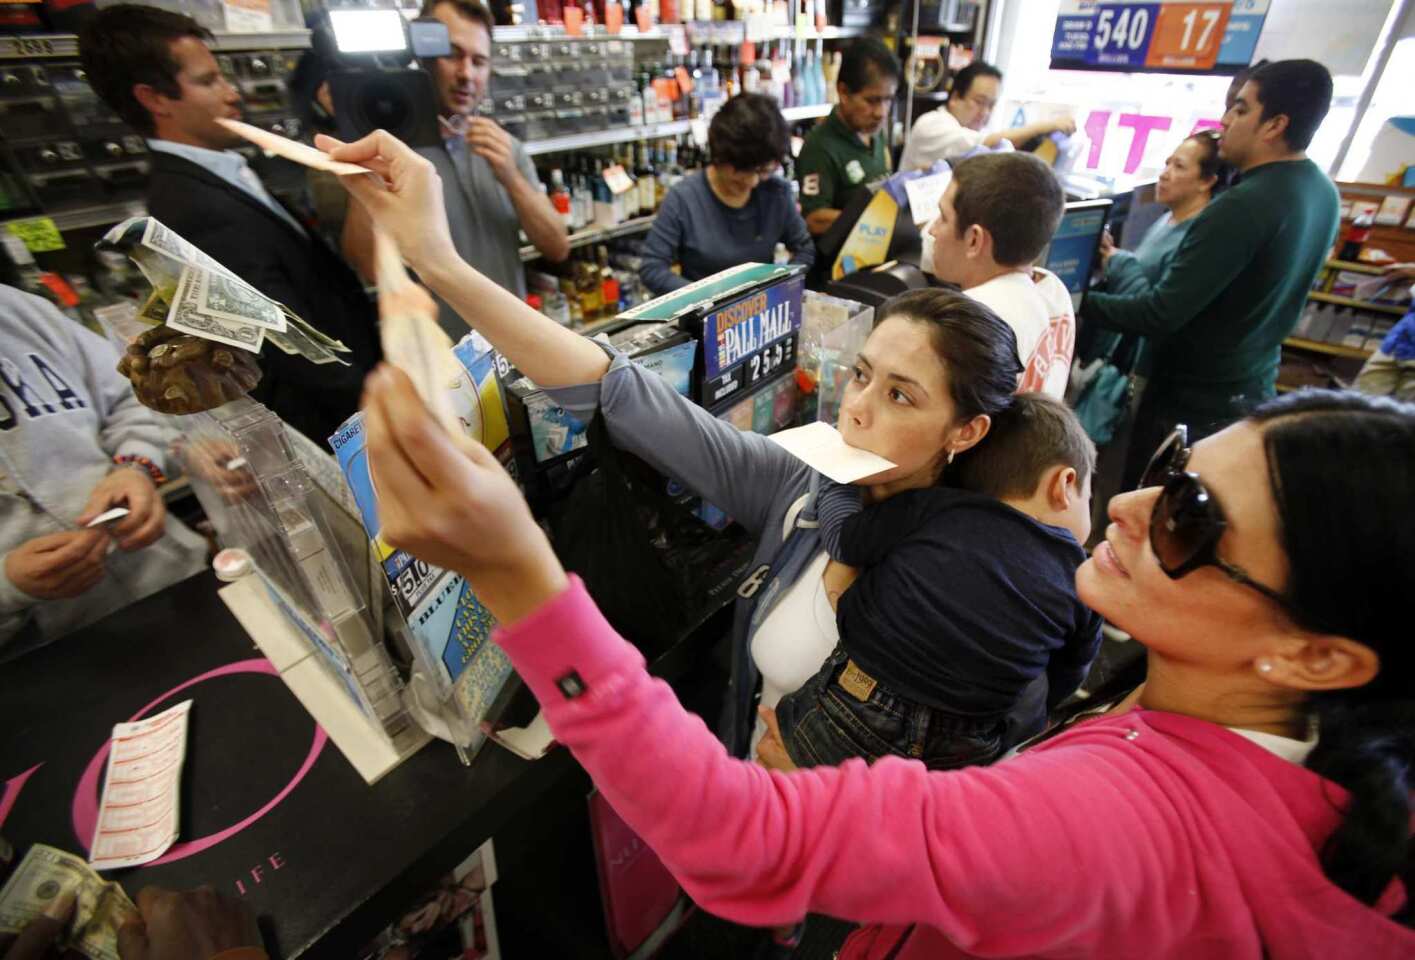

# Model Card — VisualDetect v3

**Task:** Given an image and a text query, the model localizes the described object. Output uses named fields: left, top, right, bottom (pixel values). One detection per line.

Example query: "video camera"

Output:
left=315, top=8, right=453, bottom=148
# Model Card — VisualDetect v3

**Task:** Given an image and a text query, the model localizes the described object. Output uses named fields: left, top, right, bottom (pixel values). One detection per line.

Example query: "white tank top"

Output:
left=748, top=549, right=840, bottom=757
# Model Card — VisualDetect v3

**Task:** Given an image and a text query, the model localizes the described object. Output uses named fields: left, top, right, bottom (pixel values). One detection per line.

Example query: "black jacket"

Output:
left=145, top=151, right=380, bottom=444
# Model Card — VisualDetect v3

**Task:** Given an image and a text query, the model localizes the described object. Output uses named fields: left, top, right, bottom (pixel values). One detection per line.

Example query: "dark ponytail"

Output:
left=1251, top=389, right=1415, bottom=921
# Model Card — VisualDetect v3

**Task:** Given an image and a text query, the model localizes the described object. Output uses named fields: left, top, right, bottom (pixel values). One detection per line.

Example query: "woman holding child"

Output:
left=333, top=130, right=1415, bottom=959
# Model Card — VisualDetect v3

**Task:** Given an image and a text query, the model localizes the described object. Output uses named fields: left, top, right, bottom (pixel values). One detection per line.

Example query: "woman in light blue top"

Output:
left=1089, top=132, right=1228, bottom=366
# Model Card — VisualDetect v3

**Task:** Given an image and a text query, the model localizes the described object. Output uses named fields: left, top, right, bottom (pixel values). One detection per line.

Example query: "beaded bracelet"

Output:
left=113, top=453, right=167, bottom=487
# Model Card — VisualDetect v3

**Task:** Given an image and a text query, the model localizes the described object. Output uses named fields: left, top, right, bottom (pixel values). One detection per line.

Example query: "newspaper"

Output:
left=0, top=844, right=137, bottom=960
left=97, top=217, right=351, bottom=366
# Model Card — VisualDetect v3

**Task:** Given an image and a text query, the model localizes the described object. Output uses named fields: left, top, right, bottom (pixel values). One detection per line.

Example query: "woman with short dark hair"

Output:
left=638, top=93, right=814, bottom=295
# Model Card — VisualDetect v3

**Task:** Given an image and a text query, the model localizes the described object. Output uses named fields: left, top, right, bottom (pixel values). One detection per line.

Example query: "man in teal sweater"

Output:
left=1082, top=60, right=1339, bottom=486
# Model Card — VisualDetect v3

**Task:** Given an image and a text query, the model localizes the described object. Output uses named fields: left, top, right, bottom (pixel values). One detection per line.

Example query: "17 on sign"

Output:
left=1145, top=3, right=1231, bottom=69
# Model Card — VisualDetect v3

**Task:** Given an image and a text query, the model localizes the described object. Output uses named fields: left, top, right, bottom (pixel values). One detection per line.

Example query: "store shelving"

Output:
left=780, top=103, right=833, bottom=122
left=520, top=214, right=655, bottom=261
left=524, top=120, right=692, bottom=156
left=492, top=23, right=864, bottom=43
left=1307, top=291, right=1408, bottom=316
left=1282, top=336, right=1373, bottom=361
left=2, top=200, right=146, bottom=232
left=1, top=30, right=309, bottom=59
left=1325, top=259, right=1386, bottom=275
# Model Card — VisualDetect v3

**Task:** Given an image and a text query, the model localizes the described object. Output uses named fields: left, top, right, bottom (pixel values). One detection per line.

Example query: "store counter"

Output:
left=0, top=563, right=742, bottom=957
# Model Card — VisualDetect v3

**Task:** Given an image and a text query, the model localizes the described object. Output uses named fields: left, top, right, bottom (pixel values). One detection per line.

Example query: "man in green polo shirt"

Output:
left=797, top=38, right=899, bottom=237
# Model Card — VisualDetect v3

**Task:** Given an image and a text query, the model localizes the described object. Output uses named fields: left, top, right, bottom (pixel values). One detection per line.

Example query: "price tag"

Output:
left=1143, top=3, right=1230, bottom=69
left=5, top=217, right=64, bottom=253
left=603, top=164, right=635, bottom=195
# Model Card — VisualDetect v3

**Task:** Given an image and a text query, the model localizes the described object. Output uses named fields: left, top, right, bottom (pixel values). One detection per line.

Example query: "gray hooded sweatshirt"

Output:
left=0, top=286, right=206, bottom=660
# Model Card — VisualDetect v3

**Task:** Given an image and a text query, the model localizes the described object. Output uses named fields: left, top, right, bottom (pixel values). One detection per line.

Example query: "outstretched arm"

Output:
left=319, top=131, right=608, bottom=389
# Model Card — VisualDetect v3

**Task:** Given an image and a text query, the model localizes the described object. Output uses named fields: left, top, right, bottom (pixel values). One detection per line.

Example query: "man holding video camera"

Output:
left=414, top=0, right=570, bottom=337
left=78, top=5, right=380, bottom=446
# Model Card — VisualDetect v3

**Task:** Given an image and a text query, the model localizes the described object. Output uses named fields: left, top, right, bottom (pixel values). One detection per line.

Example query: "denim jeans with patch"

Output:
left=774, top=646, right=1006, bottom=771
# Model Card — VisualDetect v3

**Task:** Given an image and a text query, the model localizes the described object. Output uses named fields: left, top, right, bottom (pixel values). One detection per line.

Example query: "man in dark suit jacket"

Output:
left=79, top=4, right=379, bottom=445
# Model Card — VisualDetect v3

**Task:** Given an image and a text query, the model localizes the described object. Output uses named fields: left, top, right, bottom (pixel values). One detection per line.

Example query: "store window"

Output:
left=1338, top=38, right=1415, bottom=184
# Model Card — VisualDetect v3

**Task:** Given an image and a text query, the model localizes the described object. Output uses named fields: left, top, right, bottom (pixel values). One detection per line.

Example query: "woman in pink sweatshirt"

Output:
left=355, top=354, right=1415, bottom=958
left=330, top=129, right=1414, bottom=958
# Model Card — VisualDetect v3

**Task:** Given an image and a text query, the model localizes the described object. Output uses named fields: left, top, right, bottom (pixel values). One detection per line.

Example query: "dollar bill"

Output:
left=0, top=844, right=137, bottom=960
left=266, top=324, right=348, bottom=365
left=166, top=267, right=265, bottom=353
left=199, top=270, right=287, bottom=332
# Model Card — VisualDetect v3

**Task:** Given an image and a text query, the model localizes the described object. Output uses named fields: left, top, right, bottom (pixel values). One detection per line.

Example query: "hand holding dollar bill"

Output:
left=0, top=844, right=137, bottom=960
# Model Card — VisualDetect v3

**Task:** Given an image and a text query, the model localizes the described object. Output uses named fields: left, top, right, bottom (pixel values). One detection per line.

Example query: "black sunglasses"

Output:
left=1138, top=426, right=1286, bottom=605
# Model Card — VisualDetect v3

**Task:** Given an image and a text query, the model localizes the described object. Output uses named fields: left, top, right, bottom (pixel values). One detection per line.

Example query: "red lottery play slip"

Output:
left=88, top=700, right=192, bottom=871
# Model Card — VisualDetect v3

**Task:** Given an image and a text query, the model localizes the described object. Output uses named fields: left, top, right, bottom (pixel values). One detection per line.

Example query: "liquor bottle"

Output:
left=574, top=251, right=604, bottom=324
left=592, top=159, right=615, bottom=228
left=791, top=45, right=806, bottom=106
left=636, top=141, right=657, bottom=214
left=1339, top=211, right=1375, bottom=262
left=824, top=50, right=840, bottom=103
left=619, top=146, right=641, bottom=219
left=549, top=168, right=572, bottom=230
left=597, top=245, right=620, bottom=317
left=655, top=141, right=670, bottom=208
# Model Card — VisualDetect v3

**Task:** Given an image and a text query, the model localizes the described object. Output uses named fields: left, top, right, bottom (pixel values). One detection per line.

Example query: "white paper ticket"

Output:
left=88, top=700, right=193, bottom=871
left=215, top=118, right=369, bottom=176
left=767, top=421, right=897, bottom=484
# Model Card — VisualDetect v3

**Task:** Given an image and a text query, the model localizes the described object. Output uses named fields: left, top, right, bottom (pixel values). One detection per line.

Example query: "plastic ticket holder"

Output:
left=798, top=289, right=875, bottom=426
left=174, top=398, right=419, bottom=751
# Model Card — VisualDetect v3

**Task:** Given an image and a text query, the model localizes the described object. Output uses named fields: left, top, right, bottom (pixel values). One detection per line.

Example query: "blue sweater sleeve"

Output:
left=639, top=187, right=691, bottom=296
left=1045, top=610, right=1104, bottom=712
left=816, top=479, right=864, bottom=562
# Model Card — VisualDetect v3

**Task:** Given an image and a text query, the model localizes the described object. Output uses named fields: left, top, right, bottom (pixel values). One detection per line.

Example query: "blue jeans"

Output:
left=773, top=646, right=1006, bottom=771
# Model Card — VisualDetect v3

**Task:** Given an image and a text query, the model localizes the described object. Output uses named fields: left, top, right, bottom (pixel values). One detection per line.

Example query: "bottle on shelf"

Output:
left=1338, top=211, right=1375, bottom=262
left=636, top=141, right=658, bottom=214
left=574, top=250, right=604, bottom=324
left=549, top=168, right=572, bottom=230
left=597, top=245, right=620, bottom=318
left=824, top=50, right=840, bottom=103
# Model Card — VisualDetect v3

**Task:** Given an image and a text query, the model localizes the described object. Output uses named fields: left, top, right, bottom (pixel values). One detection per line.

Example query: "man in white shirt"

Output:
left=900, top=62, right=1077, bottom=172
left=924, top=152, right=1075, bottom=399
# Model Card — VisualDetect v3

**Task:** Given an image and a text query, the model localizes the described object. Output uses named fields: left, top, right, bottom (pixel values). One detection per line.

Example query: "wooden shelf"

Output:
left=1307, top=291, right=1409, bottom=315
left=1325, top=259, right=1386, bottom=274
left=1282, top=336, right=1372, bottom=360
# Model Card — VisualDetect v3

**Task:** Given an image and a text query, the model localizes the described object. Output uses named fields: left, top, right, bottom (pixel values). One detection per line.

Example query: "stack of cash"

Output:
left=99, top=217, right=351, bottom=367
left=0, top=844, right=137, bottom=960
